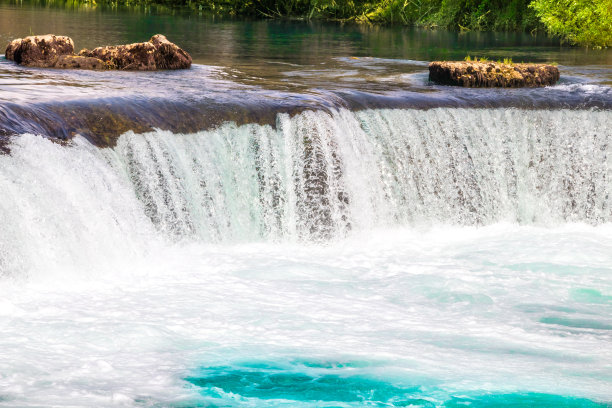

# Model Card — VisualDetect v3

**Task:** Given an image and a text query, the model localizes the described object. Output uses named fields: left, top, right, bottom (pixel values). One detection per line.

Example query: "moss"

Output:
left=429, top=60, right=559, bottom=87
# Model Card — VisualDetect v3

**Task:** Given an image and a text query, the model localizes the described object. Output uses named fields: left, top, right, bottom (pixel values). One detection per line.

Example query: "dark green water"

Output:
left=2, top=0, right=611, bottom=64
left=1, top=0, right=611, bottom=91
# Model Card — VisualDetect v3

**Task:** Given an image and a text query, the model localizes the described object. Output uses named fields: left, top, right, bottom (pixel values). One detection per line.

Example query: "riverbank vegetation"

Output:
left=530, top=0, right=611, bottom=48
left=64, top=0, right=612, bottom=47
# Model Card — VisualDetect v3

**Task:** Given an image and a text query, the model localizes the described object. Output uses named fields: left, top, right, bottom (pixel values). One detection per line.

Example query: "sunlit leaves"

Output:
left=530, top=0, right=612, bottom=48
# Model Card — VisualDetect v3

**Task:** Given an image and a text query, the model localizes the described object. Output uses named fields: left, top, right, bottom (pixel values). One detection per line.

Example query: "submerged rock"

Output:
left=5, top=34, right=74, bottom=68
left=429, top=61, right=560, bottom=88
left=78, top=34, right=192, bottom=70
left=5, top=34, right=191, bottom=71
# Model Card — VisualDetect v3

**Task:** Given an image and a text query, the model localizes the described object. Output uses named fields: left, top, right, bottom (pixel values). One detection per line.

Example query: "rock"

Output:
left=5, top=34, right=74, bottom=68
left=4, top=34, right=191, bottom=71
left=150, top=34, right=192, bottom=70
left=79, top=41, right=157, bottom=70
left=0, top=133, right=10, bottom=155
left=79, top=34, right=192, bottom=71
left=429, top=61, right=560, bottom=88
left=54, top=55, right=109, bottom=70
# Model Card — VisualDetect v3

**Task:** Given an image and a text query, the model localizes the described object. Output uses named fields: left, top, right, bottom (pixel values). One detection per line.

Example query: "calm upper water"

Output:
left=1, top=1, right=612, bottom=407
left=1, top=0, right=611, bottom=136
left=1, top=0, right=611, bottom=96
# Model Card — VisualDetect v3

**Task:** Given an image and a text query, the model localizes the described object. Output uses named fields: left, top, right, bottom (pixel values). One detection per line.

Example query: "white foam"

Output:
left=1, top=108, right=612, bottom=406
left=0, top=224, right=611, bottom=406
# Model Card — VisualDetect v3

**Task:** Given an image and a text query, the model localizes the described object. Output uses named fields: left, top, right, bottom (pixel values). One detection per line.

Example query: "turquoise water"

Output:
left=185, top=360, right=610, bottom=407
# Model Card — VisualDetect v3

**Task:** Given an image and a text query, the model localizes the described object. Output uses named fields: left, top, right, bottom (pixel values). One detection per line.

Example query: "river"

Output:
left=0, top=1, right=611, bottom=407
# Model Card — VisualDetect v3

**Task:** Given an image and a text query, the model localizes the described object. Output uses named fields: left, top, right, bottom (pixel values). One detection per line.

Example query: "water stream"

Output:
left=1, top=1, right=611, bottom=406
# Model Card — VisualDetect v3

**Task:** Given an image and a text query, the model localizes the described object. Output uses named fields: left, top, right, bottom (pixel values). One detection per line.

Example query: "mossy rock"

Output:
left=5, top=34, right=191, bottom=71
left=429, top=61, right=560, bottom=88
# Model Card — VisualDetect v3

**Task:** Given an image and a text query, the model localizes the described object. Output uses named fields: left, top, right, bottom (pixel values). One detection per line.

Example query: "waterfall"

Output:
left=1, top=107, right=611, bottom=275
left=107, top=107, right=612, bottom=239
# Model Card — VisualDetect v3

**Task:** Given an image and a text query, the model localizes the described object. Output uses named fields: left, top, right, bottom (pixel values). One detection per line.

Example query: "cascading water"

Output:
left=105, top=107, right=612, bottom=240
left=1, top=106, right=612, bottom=407
left=5, top=107, right=610, bottom=250
left=0, top=107, right=611, bottom=278
left=2, top=3, right=612, bottom=403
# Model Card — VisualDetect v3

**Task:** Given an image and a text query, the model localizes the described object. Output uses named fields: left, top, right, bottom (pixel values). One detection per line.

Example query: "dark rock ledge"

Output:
left=4, top=34, right=192, bottom=70
left=429, top=61, right=560, bottom=88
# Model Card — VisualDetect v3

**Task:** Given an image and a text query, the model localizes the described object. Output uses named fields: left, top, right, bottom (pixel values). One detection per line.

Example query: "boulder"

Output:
left=5, top=34, right=74, bottom=68
left=429, top=61, right=559, bottom=88
left=54, top=55, right=109, bottom=70
left=79, top=34, right=192, bottom=71
left=150, top=34, right=192, bottom=70
left=79, top=41, right=156, bottom=70
left=4, top=34, right=191, bottom=71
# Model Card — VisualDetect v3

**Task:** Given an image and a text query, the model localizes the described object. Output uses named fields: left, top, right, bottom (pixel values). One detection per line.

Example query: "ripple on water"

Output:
left=539, top=316, right=612, bottom=331
left=571, top=288, right=612, bottom=305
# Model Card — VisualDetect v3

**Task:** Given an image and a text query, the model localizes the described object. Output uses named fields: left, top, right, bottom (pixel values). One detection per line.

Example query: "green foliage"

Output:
left=464, top=55, right=494, bottom=62
left=193, top=0, right=374, bottom=20
left=176, top=0, right=541, bottom=29
left=363, top=0, right=440, bottom=24
left=422, top=0, right=538, bottom=31
left=530, top=0, right=612, bottom=48
left=76, top=0, right=609, bottom=48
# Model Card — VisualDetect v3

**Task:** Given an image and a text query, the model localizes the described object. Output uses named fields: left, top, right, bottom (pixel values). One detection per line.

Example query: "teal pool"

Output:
left=185, top=360, right=610, bottom=407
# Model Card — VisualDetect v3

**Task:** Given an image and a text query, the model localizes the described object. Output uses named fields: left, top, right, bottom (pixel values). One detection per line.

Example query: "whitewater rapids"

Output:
left=0, top=107, right=611, bottom=407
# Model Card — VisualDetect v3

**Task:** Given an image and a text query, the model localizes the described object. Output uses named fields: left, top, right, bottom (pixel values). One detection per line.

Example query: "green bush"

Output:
left=363, top=0, right=441, bottom=24
left=424, top=0, right=538, bottom=31
left=530, top=0, right=612, bottom=48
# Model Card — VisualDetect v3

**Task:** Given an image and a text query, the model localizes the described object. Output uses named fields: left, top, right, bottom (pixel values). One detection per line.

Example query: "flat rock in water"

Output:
left=5, top=34, right=191, bottom=71
left=429, top=61, right=559, bottom=87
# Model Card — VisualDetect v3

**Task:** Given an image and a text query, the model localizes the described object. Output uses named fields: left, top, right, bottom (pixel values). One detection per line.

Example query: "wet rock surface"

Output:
left=78, top=34, right=192, bottom=71
left=150, top=34, right=193, bottom=70
left=429, top=61, right=560, bottom=87
left=78, top=41, right=157, bottom=70
left=5, top=35, right=75, bottom=68
left=54, top=55, right=109, bottom=70
left=0, top=132, right=10, bottom=154
left=0, top=98, right=310, bottom=148
left=5, top=34, right=191, bottom=71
